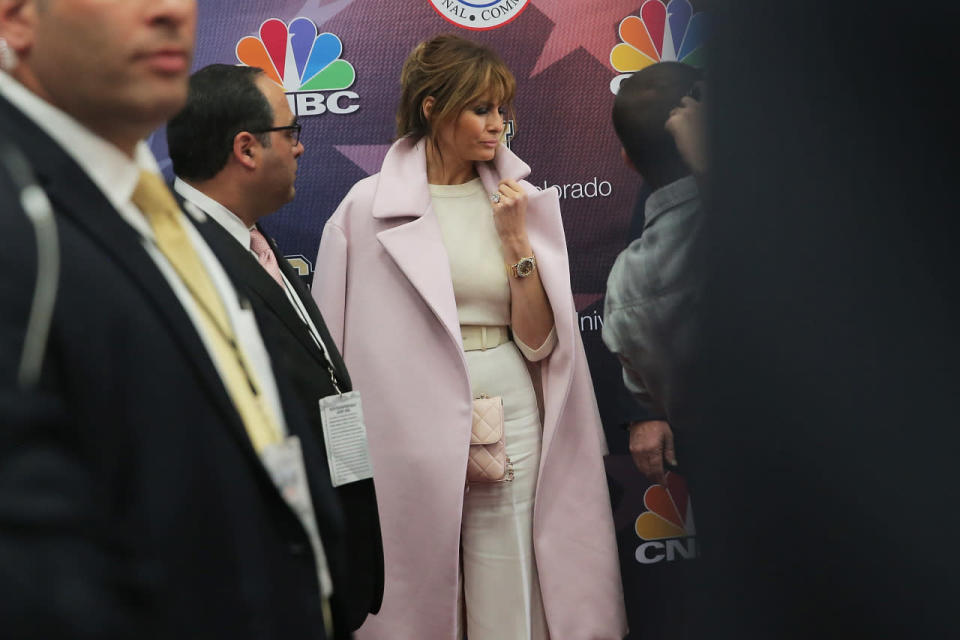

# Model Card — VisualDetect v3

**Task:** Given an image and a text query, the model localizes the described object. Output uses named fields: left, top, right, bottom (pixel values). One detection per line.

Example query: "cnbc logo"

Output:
left=609, top=0, right=707, bottom=94
left=634, top=472, right=697, bottom=564
left=236, top=17, right=359, bottom=117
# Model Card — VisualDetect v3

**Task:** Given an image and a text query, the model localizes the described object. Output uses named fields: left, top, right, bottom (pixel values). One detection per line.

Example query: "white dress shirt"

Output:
left=0, top=72, right=289, bottom=439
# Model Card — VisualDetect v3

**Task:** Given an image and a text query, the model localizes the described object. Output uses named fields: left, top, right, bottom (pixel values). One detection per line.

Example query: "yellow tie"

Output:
left=131, top=171, right=282, bottom=452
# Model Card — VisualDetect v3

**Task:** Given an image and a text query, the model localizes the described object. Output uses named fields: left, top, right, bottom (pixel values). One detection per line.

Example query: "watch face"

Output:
left=517, top=257, right=535, bottom=277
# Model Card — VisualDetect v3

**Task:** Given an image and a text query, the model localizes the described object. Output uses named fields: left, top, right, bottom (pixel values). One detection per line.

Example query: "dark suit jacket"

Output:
left=187, top=203, right=384, bottom=633
left=0, top=95, right=344, bottom=640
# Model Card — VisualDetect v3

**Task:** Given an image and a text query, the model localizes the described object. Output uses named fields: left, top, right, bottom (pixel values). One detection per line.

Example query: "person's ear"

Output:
left=620, top=147, right=637, bottom=173
left=0, top=0, right=39, bottom=64
left=233, top=131, right=259, bottom=170
left=421, top=96, right=435, bottom=122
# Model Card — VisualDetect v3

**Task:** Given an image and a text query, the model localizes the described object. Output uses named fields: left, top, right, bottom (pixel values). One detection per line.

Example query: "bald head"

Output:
left=613, top=62, right=703, bottom=188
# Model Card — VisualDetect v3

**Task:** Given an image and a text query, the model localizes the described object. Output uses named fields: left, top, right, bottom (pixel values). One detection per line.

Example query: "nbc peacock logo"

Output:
left=236, top=17, right=359, bottom=117
left=634, top=471, right=698, bottom=564
left=609, top=0, right=708, bottom=94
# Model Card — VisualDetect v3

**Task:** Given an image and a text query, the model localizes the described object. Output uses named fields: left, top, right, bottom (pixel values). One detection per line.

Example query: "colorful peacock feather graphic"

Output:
left=236, top=17, right=355, bottom=92
left=635, top=471, right=695, bottom=541
left=611, top=0, right=708, bottom=75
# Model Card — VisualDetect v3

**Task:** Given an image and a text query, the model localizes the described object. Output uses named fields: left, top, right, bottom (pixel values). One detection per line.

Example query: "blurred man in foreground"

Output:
left=0, top=2, right=343, bottom=637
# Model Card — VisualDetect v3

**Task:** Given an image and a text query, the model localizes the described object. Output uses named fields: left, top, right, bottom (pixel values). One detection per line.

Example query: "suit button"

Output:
left=289, top=542, right=307, bottom=555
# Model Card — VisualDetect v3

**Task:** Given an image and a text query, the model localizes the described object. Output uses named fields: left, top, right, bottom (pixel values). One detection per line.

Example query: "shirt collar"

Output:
left=0, top=71, right=160, bottom=214
left=174, top=177, right=252, bottom=249
left=644, top=174, right=700, bottom=228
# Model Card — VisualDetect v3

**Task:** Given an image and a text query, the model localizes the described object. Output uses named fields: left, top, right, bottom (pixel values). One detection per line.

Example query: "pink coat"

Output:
left=313, top=137, right=627, bottom=639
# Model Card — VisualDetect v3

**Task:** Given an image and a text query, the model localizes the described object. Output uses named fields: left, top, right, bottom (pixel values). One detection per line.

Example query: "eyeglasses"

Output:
left=250, top=122, right=302, bottom=146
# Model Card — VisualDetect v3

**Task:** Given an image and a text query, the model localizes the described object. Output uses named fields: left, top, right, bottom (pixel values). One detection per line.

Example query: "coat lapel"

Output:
left=372, top=139, right=463, bottom=352
left=41, top=164, right=257, bottom=458
left=187, top=198, right=353, bottom=393
left=192, top=213, right=325, bottom=364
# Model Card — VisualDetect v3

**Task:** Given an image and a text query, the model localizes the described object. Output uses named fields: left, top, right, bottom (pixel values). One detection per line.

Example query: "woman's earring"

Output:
left=0, top=37, right=18, bottom=72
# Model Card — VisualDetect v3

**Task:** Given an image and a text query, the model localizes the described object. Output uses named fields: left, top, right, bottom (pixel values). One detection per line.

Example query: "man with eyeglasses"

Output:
left=167, top=63, right=385, bottom=636
left=169, top=64, right=304, bottom=218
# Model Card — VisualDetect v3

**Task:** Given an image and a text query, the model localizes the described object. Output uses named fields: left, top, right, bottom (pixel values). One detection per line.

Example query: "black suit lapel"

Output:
left=268, top=228, right=352, bottom=391
left=0, top=97, right=259, bottom=459
left=190, top=215, right=334, bottom=371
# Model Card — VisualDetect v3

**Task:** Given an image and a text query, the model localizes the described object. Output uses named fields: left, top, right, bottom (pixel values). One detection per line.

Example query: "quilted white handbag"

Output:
left=467, top=394, right=514, bottom=483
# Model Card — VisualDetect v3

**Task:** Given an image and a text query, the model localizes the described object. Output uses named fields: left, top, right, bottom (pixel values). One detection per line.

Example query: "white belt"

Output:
left=461, top=325, right=510, bottom=351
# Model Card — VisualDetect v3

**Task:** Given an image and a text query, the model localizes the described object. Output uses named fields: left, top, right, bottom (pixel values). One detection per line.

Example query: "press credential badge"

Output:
left=319, top=390, right=374, bottom=487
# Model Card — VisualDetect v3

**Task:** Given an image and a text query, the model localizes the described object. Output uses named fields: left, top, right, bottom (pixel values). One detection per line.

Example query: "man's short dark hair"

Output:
left=167, top=64, right=274, bottom=181
left=612, top=62, right=703, bottom=176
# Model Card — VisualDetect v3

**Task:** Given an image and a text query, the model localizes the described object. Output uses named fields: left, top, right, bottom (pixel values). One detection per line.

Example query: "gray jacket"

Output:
left=602, top=175, right=702, bottom=419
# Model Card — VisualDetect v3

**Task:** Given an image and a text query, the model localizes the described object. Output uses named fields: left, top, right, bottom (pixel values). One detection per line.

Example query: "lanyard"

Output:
left=277, top=269, right=343, bottom=395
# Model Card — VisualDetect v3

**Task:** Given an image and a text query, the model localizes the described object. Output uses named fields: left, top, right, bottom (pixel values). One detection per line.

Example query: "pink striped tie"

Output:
left=249, top=228, right=284, bottom=287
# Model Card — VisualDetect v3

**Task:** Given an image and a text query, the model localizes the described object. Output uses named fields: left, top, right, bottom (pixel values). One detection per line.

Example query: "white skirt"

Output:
left=459, top=340, right=549, bottom=640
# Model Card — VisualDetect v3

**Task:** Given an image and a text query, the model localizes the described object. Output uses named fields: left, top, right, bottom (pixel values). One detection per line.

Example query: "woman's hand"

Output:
left=491, top=179, right=530, bottom=261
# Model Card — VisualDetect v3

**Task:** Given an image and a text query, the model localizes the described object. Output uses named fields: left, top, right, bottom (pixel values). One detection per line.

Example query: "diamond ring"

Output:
left=490, top=192, right=501, bottom=204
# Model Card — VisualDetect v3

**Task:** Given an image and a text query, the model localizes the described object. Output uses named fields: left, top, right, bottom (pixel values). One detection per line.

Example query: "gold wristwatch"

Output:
left=507, top=255, right=537, bottom=279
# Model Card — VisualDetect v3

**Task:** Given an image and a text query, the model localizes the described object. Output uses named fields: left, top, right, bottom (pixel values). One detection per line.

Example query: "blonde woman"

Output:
left=313, top=35, right=626, bottom=640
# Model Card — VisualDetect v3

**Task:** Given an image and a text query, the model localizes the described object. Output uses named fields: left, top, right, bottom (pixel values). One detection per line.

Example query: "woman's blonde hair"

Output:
left=396, top=34, right=516, bottom=144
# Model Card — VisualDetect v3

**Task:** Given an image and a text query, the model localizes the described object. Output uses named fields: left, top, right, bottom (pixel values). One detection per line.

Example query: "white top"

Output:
left=0, top=72, right=288, bottom=437
left=173, top=179, right=336, bottom=372
left=430, top=178, right=556, bottom=361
